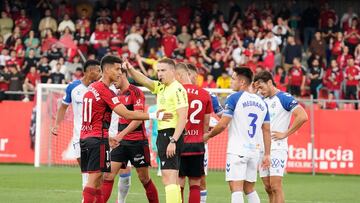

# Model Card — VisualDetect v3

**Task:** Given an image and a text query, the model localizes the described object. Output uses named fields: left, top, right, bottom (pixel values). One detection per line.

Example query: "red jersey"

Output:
left=345, top=66, right=360, bottom=86
left=182, top=84, right=213, bottom=156
left=162, top=34, right=178, bottom=57
left=81, top=81, right=121, bottom=139
left=289, top=66, right=306, bottom=86
left=324, top=68, right=344, bottom=90
left=345, top=28, right=360, bottom=45
left=117, top=84, right=146, bottom=141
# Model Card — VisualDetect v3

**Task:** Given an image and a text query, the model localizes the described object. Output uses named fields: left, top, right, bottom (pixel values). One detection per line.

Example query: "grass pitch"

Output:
left=0, top=165, right=358, bottom=203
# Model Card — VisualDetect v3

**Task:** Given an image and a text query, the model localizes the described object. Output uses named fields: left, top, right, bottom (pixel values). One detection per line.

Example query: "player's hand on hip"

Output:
left=271, top=131, right=287, bottom=141
left=156, top=109, right=173, bottom=121
left=109, top=137, right=120, bottom=149
left=51, top=125, right=58, bottom=136
left=166, top=142, right=176, bottom=158
left=261, top=154, right=271, bottom=169
left=203, top=133, right=210, bottom=143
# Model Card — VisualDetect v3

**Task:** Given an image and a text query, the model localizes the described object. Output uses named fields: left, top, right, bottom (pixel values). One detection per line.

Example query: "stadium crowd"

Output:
left=0, top=0, right=359, bottom=106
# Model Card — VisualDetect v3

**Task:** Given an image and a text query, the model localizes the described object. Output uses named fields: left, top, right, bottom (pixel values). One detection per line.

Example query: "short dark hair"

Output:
left=186, top=63, right=197, bottom=73
left=83, top=59, right=100, bottom=72
left=158, top=58, right=175, bottom=69
left=100, top=55, right=122, bottom=71
left=254, top=70, right=275, bottom=85
left=233, top=67, right=253, bottom=85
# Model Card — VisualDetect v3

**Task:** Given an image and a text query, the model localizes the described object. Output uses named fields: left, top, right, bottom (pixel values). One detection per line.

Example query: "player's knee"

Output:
left=138, top=174, right=150, bottom=185
left=103, top=172, right=115, bottom=181
left=264, top=185, right=272, bottom=194
left=270, top=182, right=283, bottom=193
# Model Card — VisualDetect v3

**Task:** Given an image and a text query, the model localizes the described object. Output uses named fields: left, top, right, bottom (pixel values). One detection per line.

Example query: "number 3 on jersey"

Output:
left=83, top=98, right=93, bottom=122
left=248, top=113, right=258, bottom=138
left=189, top=100, right=202, bottom=124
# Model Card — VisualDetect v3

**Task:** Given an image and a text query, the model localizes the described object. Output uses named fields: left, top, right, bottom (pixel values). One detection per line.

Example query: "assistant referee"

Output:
left=124, top=58, right=188, bottom=203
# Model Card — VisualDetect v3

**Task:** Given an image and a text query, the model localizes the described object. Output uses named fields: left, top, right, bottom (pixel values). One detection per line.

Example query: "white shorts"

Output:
left=225, top=153, right=259, bottom=182
left=259, top=149, right=288, bottom=177
left=70, top=138, right=81, bottom=159
left=204, top=143, right=208, bottom=176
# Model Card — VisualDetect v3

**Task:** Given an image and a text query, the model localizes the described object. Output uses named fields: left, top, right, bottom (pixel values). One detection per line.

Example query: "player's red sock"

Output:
left=189, top=185, right=200, bottom=203
left=95, top=188, right=104, bottom=203
left=83, top=186, right=97, bottom=203
left=181, top=187, right=184, bottom=203
left=143, top=179, right=159, bottom=203
left=101, top=179, right=114, bottom=202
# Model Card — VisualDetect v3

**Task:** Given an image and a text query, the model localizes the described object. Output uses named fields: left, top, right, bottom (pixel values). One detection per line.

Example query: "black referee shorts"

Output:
left=80, top=137, right=111, bottom=173
left=156, top=128, right=184, bottom=170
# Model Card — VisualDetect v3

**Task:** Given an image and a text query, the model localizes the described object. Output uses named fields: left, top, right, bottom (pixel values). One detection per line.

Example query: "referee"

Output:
left=124, top=58, right=188, bottom=203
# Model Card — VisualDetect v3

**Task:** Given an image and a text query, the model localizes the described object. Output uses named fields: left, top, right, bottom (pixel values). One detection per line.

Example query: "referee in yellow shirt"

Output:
left=123, top=58, right=188, bottom=203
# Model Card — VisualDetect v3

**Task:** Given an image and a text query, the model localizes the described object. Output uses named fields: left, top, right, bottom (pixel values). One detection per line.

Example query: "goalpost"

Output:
left=34, top=83, right=233, bottom=168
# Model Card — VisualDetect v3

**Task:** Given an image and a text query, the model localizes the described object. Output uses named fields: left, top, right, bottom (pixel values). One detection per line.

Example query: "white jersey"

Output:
left=108, top=85, right=119, bottom=137
left=62, top=80, right=88, bottom=143
left=223, top=91, right=270, bottom=157
left=264, top=91, right=299, bottom=150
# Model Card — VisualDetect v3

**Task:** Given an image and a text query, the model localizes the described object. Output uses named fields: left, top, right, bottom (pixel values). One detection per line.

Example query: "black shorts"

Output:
left=179, top=155, right=205, bottom=178
left=80, top=137, right=111, bottom=173
left=157, top=128, right=184, bottom=170
left=111, top=140, right=150, bottom=168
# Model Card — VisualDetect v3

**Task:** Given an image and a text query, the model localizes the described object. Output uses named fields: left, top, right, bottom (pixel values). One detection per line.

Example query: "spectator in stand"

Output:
left=255, top=31, right=281, bottom=53
left=301, top=3, right=319, bottom=51
left=75, top=8, right=91, bottom=35
left=58, top=13, right=76, bottom=34
left=322, top=18, right=338, bottom=43
left=282, top=35, right=302, bottom=72
left=288, top=57, right=306, bottom=97
left=15, top=9, right=32, bottom=37
left=355, top=44, right=360, bottom=65
left=308, top=58, right=324, bottom=99
left=309, top=31, right=326, bottom=60
left=177, top=26, right=191, bottom=47
left=48, top=63, right=65, bottom=84
left=330, top=32, right=345, bottom=59
left=176, top=1, right=192, bottom=27
left=65, top=55, right=82, bottom=82
left=90, top=23, right=110, bottom=51
left=38, top=56, right=51, bottom=83
left=22, top=49, right=39, bottom=76
left=323, top=91, right=338, bottom=110
left=122, top=1, right=136, bottom=26
left=228, top=0, right=242, bottom=27
left=344, top=58, right=360, bottom=109
left=161, top=27, right=178, bottom=58
left=273, top=66, right=288, bottom=92
left=202, top=74, right=216, bottom=88
left=22, top=66, right=39, bottom=102
left=5, top=26, right=21, bottom=50
left=344, top=18, right=360, bottom=54
left=0, top=48, right=10, bottom=67
left=7, top=64, right=24, bottom=101
left=125, top=26, right=144, bottom=55
left=0, top=11, right=14, bottom=40
left=193, top=28, right=207, bottom=46
left=0, top=65, right=10, bottom=99
left=74, top=26, right=90, bottom=55
left=337, top=46, right=352, bottom=70
left=144, top=26, right=161, bottom=54
left=24, top=31, right=40, bottom=57
left=263, top=41, right=276, bottom=71
left=216, top=71, right=231, bottom=89
left=319, top=2, right=338, bottom=30
left=324, top=59, right=343, bottom=100
left=38, top=9, right=58, bottom=38
left=340, top=7, right=358, bottom=30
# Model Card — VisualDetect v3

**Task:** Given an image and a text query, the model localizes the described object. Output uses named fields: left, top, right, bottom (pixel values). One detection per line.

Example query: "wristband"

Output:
left=157, top=112, right=164, bottom=120
left=149, top=112, right=157, bottom=119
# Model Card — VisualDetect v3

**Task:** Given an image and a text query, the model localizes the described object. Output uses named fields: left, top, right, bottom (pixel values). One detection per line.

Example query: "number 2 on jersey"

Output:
left=83, top=98, right=93, bottom=122
left=248, top=113, right=258, bottom=138
left=189, top=100, right=202, bottom=124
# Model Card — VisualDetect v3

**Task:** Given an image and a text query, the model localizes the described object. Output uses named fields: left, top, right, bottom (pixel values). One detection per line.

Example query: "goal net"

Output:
left=34, top=83, right=233, bottom=170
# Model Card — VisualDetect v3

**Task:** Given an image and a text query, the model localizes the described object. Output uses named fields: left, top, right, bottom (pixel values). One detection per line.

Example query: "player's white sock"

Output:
left=247, top=191, right=260, bottom=203
left=81, top=173, right=88, bottom=189
left=117, top=173, right=131, bottom=203
left=200, top=190, right=207, bottom=203
left=231, top=191, right=244, bottom=203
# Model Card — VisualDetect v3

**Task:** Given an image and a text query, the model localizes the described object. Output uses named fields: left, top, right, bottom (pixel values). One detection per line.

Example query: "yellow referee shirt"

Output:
left=151, top=80, right=188, bottom=130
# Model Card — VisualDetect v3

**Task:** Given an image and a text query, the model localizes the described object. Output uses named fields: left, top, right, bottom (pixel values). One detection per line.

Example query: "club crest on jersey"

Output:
left=271, top=102, right=276, bottom=108
left=112, top=97, right=120, bottom=104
